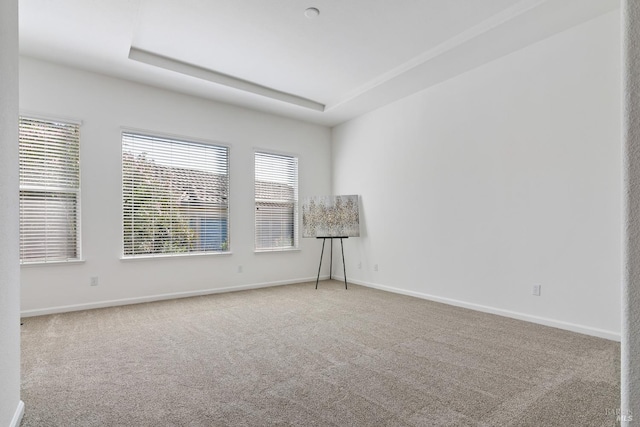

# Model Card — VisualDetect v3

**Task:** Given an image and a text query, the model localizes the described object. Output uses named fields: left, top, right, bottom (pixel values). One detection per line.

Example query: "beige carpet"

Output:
left=20, top=281, right=620, bottom=426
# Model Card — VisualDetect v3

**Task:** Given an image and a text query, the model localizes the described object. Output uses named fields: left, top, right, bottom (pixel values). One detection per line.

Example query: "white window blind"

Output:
left=255, top=151, right=298, bottom=251
left=122, top=132, right=229, bottom=257
left=19, top=116, right=81, bottom=263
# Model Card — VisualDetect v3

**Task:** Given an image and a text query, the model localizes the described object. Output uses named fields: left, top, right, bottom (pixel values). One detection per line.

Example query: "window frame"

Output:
left=254, top=149, right=299, bottom=253
left=121, top=129, right=231, bottom=259
left=18, top=113, right=83, bottom=265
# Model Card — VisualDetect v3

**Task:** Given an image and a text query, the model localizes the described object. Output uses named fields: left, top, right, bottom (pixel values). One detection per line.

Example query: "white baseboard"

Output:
left=10, top=400, right=24, bottom=427
left=337, top=276, right=621, bottom=342
left=22, top=274, right=620, bottom=342
left=21, top=275, right=330, bottom=318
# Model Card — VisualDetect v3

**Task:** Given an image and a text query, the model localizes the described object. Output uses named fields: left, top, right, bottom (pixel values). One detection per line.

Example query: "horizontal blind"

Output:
left=255, top=151, right=298, bottom=251
left=122, top=132, right=229, bottom=257
left=19, top=117, right=80, bottom=263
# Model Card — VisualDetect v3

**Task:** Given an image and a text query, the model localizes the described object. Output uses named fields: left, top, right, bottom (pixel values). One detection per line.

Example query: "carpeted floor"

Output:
left=20, top=281, right=620, bottom=426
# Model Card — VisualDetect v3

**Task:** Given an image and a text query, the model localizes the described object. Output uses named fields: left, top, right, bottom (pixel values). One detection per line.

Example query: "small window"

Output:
left=19, top=116, right=81, bottom=263
left=255, top=151, right=298, bottom=251
left=122, top=132, right=229, bottom=257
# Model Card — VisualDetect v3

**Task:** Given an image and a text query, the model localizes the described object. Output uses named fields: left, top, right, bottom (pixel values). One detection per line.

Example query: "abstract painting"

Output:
left=302, top=195, right=360, bottom=238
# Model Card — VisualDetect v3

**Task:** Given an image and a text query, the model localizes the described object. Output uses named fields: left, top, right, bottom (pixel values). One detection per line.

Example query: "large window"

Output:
left=122, top=132, right=229, bottom=257
left=19, top=116, right=81, bottom=263
left=255, top=151, right=298, bottom=251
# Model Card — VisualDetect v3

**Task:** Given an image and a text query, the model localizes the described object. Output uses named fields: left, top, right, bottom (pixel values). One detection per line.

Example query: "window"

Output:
left=19, top=116, right=81, bottom=263
left=255, top=151, right=298, bottom=251
left=122, top=132, right=229, bottom=257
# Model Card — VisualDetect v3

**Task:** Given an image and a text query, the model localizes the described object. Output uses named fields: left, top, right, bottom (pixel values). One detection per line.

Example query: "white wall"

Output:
left=622, top=1, right=640, bottom=421
left=0, top=1, right=23, bottom=426
left=332, top=11, right=621, bottom=339
left=19, top=57, right=332, bottom=314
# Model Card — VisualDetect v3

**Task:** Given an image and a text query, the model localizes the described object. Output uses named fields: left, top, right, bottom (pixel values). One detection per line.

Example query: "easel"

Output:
left=315, top=237, right=348, bottom=289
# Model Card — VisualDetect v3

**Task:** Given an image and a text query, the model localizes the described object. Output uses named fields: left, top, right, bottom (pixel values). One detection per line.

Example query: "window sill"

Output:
left=20, top=259, right=86, bottom=267
left=120, top=251, right=233, bottom=261
left=254, top=248, right=301, bottom=254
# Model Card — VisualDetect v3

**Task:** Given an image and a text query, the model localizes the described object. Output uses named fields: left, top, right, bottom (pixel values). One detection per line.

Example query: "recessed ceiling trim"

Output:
left=327, top=0, right=548, bottom=110
left=128, top=47, right=325, bottom=112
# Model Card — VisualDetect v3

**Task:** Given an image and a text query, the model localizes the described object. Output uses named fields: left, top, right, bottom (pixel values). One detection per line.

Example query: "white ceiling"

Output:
left=19, top=0, right=619, bottom=127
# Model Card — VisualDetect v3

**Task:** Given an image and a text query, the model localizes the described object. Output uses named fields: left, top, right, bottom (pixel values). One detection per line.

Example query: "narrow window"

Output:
left=255, top=151, right=298, bottom=251
left=122, top=132, right=229, bottom=257
left=19, top=117, right=81, bottom=263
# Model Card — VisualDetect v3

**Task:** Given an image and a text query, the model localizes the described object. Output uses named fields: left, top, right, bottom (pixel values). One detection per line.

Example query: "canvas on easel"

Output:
left=302, top=194, right=360, bottom=238
left=302, top=195, right=359, bottom=289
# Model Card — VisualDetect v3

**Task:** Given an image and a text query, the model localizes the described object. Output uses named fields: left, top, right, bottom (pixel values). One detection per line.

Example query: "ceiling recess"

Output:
left=128, top=47, right=326, bottom=111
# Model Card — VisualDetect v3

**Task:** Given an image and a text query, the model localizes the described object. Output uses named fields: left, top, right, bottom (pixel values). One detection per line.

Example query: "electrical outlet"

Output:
left=237, top=265, right=243, bottom=273
left=532, top=284, right=541, bottom=296
left=374, top=264, right=379, bottom=272
left=90, top=276, right=99, bottom=286
left=358, top=261, right=362, bottom=270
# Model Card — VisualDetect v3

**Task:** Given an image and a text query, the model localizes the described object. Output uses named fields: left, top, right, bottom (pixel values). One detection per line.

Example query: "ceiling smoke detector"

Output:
left=304, top=7, right=320, bottom=19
